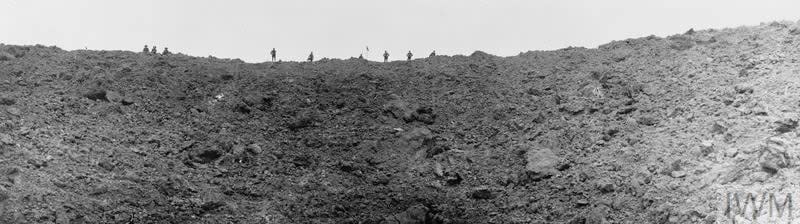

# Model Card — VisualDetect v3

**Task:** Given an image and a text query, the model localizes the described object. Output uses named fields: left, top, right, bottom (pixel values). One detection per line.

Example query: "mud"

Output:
left=1, top=21, right=800, bottom=223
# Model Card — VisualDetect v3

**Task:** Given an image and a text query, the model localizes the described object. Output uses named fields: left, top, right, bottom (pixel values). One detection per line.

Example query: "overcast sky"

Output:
left=1, top=0, right=799, bottom=62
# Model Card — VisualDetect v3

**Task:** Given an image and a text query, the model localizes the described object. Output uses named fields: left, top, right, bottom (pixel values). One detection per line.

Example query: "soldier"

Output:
left=162, top=47, right=171, bottom=55
left=406, top=51, right=412, bottom=61
left=430, top=50, right=436, bottom=57
left=358, top=54, right=364, bottom=60
left=151, top=46, right=158, bottom=54
left=383, top=50, right=389, bottom=62
left=308, top=51, right=314, bottom=62
left=143, top=45, right=149, bottom=54
left=270, top=48, right=276, bottom=62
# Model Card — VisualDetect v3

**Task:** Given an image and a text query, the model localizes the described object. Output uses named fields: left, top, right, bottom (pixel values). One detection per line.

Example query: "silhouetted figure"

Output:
left=383, top=51, right=389, bottom=62
left=430, top=50, right=436, bottom=57
left=358, top=54, right=364, bottom=59
left=406, top=51, right=412, bottom=61
left=143, top=45, right=149, bottom=54
left=162, top=47, right=171, bottom=55
left=270, top=48, right=276, bottom=62
left=308, top=52, right=314, bottom=62
left=151, top=46, right=158, bottom=54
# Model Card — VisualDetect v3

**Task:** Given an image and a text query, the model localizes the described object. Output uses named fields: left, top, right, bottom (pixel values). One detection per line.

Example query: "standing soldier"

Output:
left=162, top=47, right=171, bottom=55
left=143, top=45, right=149, bottom=54
left=270, top=48, right=276, bottom=62
left=151, top=46, right=158, bottom=54
left=406, top=51, right=413, bottom=61
left=358, top=54, right=364, bottom=60
left=430, top=50, right=436, bottom=57
left=308, top=51, right=314, bottom=62
left=383, top=50, right=389, bottom=62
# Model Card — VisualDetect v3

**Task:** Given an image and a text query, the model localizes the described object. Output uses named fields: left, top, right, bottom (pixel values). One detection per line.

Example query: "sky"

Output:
left=1, top=0, right=800, bottom=62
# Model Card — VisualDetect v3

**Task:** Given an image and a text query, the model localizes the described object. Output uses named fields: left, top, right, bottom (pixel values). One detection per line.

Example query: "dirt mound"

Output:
left=1, top=21, right=800, bottom=223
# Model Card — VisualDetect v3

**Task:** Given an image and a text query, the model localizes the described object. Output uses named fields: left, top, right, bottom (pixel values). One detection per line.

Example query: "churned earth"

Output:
left=2, top=21, right=800, bottom=223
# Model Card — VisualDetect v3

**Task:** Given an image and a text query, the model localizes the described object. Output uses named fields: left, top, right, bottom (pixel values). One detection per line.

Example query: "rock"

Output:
left=432, top=162, right=444, bottom=177
left=397, top=204, right=428, bottom=224
left=338, top=161, right=358, bottom=172
left=597, top=198, right=614, bottom=208
left=760, top=161, right=780, bottom=174
left=532, top=112, right=547, bottom=123
left=791, top=26, right=800, bottom=35
left=425, top=144, right=449, bottom=158
left=733, top=85, right=754, bottom=94
left=383, top=99, right=436, bottom=124
left=617, top=107, right=637, bottom=115
left=286, top=115, right=314, bottom=131
left=560, top=102, right=586, bottom=115
left=443, top=171, right=462, bottom=186
left=105, top=90, right=123, bottom=103
left=402, top=127, right=433, bottom=143
left=637, top=116, right=659, bottom=126
left=710, top=122, right=727, bottom=135
left=556, top=161, right=572, bottom=171
left=98, top=160, right=115, bottom=171
left=724, top=147, right=738, bottom=158
left=156, top=175, right=197, bottom=197
left=0, top=186, right=9, bottom=202
left=469, top=188, right=496, bottom=200
left=598, top=181, right=615, bottom=193
left=120, top=96, right=135, bottom=106
left=699, top=140, right=714, bottom=156
left=774, top=119, right=798, bottom=134
left=412, top=106, right=436, bottom=124
left=522, top=144, right=561, bottom=182
left=383, top=99, right=415, bottom=121
left=84, top=89, right=109, bottom=101
left=200, top=201, right=238, bottom=215
left=499, top=174, right=516, bottom=186
left=242, top=95, right=275, bottom=110
left=372, top=175, right=391, bottom=186
left=0, top=133, right=12, bottom=145
left=5, top=107, right=20, bottom=116
left=1, top=167, right=19, bottom=185
left=717, top=165, right=746, bottom=184
left=670, top=171, right=687, bottom=178
left=0, top=51, right=14, bottom=61
left=670, top=160, right=683, bottom=172
left=246, top=144, right=262, bottom=154
left=27, top=156, right=51, bottom=168
left=567, top=216, right=586, bottom=224
left=14, top=125, right=30, bottom=137
left=586, top=207, right=608, bottom=224
left=601, top=129, right=619, bottom=141
left=0, top=97, right=14, bottom=106
left=186, top=142, right=226, bottom=164
left=382, top=204, right=429, bottom=224
left=231, top=144, right=246, bottom=155
left=527, top=88, right=545, bottom=96
left=749, top=172, right=770, bottom=183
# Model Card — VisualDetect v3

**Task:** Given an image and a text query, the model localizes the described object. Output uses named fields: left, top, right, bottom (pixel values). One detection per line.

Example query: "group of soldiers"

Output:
left=142, top=45, right=171, bottom=55
left=376, top=50, right=435, bottom=62
left=140, top=46, right=436, bottom=61
left=269, top=48, right=437, bottom=63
